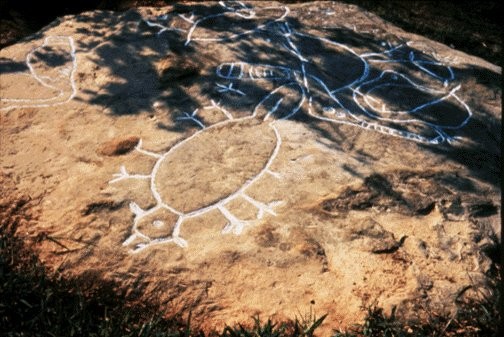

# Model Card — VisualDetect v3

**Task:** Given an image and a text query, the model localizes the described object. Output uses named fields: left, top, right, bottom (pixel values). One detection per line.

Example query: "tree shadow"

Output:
left=0, top=57, right=28, bottom=73
left=2, top=2, right=500, bottom=188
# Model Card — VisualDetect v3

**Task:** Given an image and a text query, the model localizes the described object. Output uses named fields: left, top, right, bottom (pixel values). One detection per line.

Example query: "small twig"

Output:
left=45, top=235, right=70, bottom=251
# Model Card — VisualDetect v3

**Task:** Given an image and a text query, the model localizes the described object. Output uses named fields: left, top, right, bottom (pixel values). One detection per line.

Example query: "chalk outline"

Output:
left=112, top=61, right=308, bottom=253
left=361, top=42, right=455, bottom=83
left=110, top=117, right=283, bottom=253
left=1, top=36, right=78, bottom=111
left=352, top=70, right=471, bottom=128
left=139, top=2, right=289, bottom=45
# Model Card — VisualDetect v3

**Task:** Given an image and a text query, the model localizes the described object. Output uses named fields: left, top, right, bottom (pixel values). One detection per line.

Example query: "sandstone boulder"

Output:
left=0, top=1, right=500, bottom=333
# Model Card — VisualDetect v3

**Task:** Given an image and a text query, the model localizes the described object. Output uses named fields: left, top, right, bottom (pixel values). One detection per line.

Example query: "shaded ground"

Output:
left=340, top=0, right=502, bottom=68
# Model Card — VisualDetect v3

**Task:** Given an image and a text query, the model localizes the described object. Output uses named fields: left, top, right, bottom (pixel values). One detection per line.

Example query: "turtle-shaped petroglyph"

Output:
left=109, top=89, right=306, bottom=252
left=0, top=36, right=77, bottom=111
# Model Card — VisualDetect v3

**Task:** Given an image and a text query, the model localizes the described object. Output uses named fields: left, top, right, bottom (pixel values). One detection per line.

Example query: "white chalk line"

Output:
left=143, top=19, right=186, bottom=35
left=362, top=43, right=455, bottom=83
left=176, top=108, right=205, bottom=128
left=216, top=82, right=246, bottom=96
left=204, top=99, right=234, bottom=120
left=216, top=62, right=292, bottom=81
left=137, top=3, right=289, bottom=45
left=213, top=18, right=471, bottom=144
left=185, top=6, right=290, bottom=46
left=352, top=70, right=472, bottom=131
left=253, top=82, right=305, bottom=121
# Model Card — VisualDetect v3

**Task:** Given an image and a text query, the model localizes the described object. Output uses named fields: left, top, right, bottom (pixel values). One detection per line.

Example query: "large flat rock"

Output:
left=0, top=1, right=501, bottom=333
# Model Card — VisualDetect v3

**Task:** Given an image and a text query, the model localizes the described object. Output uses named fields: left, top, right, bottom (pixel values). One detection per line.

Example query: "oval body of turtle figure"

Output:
left=153, top=119, right=278, bottom=214
left=111, top=121, right=278, bottom=252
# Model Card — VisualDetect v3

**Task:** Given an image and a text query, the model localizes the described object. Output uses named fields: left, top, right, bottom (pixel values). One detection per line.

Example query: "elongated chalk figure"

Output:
left=1, top=36, right=77, bottom=111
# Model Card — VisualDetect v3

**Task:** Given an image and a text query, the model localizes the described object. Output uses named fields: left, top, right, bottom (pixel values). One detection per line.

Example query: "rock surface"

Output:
left=0, top=1, right=501, bottom=333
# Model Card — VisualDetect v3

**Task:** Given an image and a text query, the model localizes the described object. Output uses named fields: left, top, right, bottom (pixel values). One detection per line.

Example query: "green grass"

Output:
left=333, top=303, right=500, bottom=337
left=0, top=194, right=328, bottom=337
left=1, top=191, right=500, bottom=337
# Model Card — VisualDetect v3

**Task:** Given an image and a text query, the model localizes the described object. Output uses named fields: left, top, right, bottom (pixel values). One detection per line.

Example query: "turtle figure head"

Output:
left=123, top=202, right=185, bottom=252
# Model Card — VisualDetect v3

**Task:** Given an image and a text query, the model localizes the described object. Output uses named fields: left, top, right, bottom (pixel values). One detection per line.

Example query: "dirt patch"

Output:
left=158, top=57, right=202, bottom=85
left=0, top=173, right=40, bottom=246
left=98, top=136, right=140, bottom=156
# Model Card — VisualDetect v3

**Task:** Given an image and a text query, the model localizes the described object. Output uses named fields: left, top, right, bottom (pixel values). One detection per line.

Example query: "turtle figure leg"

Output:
left=218, top=198, right=283, bottom=235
